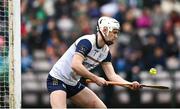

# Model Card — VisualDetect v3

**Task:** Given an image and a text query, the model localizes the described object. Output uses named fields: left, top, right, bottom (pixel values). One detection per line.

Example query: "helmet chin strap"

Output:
left=99, top=30, right=113, bottom=46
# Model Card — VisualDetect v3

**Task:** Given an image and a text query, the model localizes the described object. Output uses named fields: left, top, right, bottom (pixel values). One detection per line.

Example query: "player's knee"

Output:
left=90, top=99, right=107, bottom=108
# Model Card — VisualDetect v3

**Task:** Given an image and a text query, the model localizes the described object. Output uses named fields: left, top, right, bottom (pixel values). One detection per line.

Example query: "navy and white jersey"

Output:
left=49, top=34, right=111, bottom=86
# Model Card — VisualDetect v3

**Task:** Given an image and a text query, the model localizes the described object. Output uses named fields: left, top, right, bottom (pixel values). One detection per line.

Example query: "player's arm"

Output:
left=101, top=62, right=131, bottom=84
left=102, top=62, right=141, bottom=89
left=71, top=39, right=107, bottom=86
left=71, top=53, right=99, bottom=82
left=101, top=52, right=141, bottom=89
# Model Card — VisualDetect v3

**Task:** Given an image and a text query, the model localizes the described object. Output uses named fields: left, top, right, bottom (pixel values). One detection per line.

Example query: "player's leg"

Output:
left=70, top=87, right=107, bottom=108
left=50, top=90, right=67, bottom=108
left=47, top=74, right=68, bottom=108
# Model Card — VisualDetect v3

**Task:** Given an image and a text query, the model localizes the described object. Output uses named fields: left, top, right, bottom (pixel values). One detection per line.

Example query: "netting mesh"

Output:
left=0, top=0, right=9, bottom=108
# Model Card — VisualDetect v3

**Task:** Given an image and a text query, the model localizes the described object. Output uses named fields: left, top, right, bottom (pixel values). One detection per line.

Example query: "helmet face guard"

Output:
left=97, top=16, right=120, bottom=45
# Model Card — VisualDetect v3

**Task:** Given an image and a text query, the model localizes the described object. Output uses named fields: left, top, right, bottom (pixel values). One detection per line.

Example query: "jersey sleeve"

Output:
left=75, top=39, right=92, bottom=56
left=102, top=51, right=112, bottom=62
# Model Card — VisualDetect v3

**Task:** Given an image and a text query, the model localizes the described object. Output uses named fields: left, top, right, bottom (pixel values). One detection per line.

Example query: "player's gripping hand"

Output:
left=94, top=77, right=108, bottom=86
left=129, top=81, right=142, bottom=90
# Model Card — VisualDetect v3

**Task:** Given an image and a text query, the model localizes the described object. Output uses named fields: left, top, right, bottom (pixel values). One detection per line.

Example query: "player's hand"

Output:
left=129, top=81, right=142, bottom=90
left=94, top=77, right=108, bottom=86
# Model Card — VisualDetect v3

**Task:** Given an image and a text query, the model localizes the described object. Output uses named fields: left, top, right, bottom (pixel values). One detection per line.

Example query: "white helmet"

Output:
left=97, top=16, right=120, bottom=32
left=97, top=16, right=120, bottom=45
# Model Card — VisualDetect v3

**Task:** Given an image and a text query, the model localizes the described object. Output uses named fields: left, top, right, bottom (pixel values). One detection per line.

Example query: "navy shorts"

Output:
left=47, top=74, right=85, bottom=98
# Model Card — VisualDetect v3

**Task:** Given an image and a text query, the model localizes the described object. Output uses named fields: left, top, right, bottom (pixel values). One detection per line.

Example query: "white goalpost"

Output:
left=0, top=0, right=21, bottom=108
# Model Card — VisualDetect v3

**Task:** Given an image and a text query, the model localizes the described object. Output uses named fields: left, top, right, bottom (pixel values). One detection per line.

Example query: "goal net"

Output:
left=0, top=0, right=21, bottom=108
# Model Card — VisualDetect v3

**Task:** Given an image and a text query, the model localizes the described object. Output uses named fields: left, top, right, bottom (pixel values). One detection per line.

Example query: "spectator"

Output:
left=21, top=44, right=33, bottom=73
left=54, top=0, right=72, bottom=18
left=124, top=49, right=142, bottom=107
left=136, top=8, right=152, bottom=28
left=142, top=34, right=158, bottom=70
left=153, top=46, right=166, bottom=68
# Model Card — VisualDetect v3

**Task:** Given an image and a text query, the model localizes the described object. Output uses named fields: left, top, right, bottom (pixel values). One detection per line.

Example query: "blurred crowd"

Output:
left=21, top=0, right=180, bottom=74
